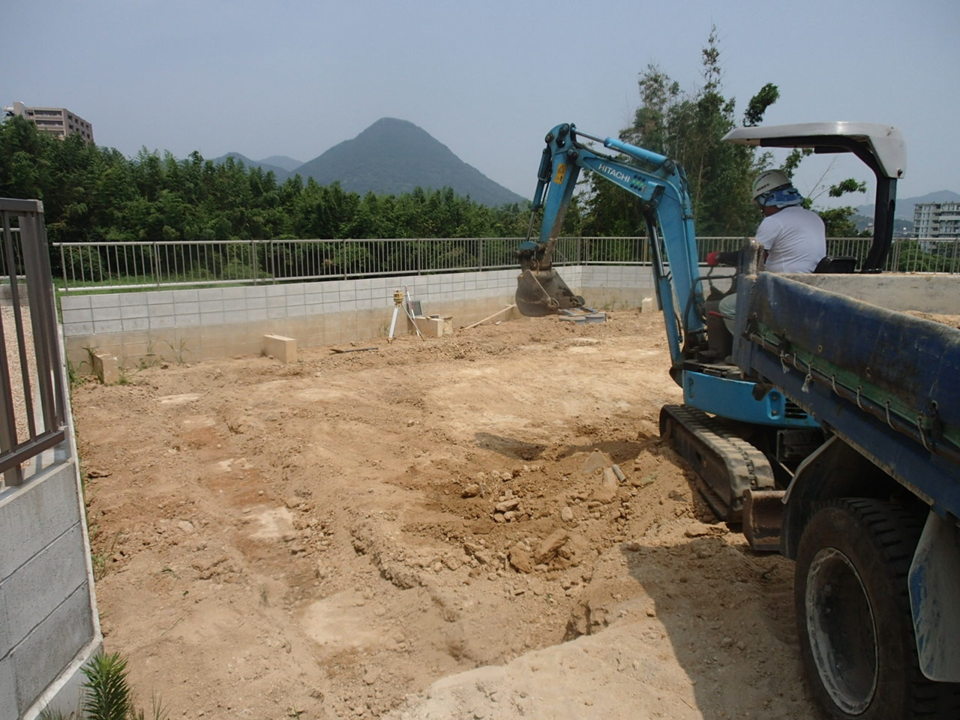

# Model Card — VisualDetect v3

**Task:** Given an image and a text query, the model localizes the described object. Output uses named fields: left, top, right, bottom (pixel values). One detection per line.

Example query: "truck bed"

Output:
left=733, top=272, right=960, bottom=521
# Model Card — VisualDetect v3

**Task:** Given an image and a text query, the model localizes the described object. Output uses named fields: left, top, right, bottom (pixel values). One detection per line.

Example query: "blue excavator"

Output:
left=516, top=122, right=825, bottom=530
left=517, top=122, right=960, bottom=719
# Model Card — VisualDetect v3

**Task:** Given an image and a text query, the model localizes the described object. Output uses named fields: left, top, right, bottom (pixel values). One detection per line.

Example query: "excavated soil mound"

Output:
left=74, top=310, right=818, bottom=719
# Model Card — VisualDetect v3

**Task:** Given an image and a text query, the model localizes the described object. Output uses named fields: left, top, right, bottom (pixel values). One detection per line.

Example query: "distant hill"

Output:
left=294, top=118, right=526, bottom=207
left=210, top=153, right=295, bottom=182
left=850, top=213, right=914, bottom=237
left=855, top=190, right=960, bottom=222
left=259, top=155, right=302, bottom=172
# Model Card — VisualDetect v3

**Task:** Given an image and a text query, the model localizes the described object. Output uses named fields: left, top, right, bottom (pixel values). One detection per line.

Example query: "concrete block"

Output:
left=262, top=334, right=297, bottom=363
left=119, top=292, right=147, bottom=307
left=24, top=638, right=101, bottom=720
left=59, top=308, right=92, bottom=325
left=148, top=315, right=177, bottom=330
left=92, top=352, right=119, bottom=384
left=145, top=290, right=174, bottom=305
left=58, top=295, right=91, bottom=311
left=91, top=305, right=122, bottom=321
left=92, top=319, right=123, bottom=334
left=171, top=288, right=200, bottom=303
left=640, top=296, right=656, bottom=313
left=174, top=300, right=199, bottom=315
left=0, top=463, right=82, bottom=590
left=196, top=287, right=223, bottom=302
left=0, top=655, right=17, bottom=720
left=12, top=585, right=95, bottom=715
left=61, top=322, right=94, bottom=338
left=414, top=316, right=453, bottom=338
left=1, top=525, right=87, bottom=645
left=0, top=585, right=11, bottom=657
left=147, top=303, right=175, bottom=317
left=89, top=294, right=120, bottom=309
left=223, top=310, right=249, bottom=324
left=120, top=317, right=149, bottom=332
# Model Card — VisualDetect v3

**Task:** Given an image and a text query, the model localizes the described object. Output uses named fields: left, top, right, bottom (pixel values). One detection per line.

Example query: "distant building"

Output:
left=3, top=100, right=94, bottom=143
left=914, top=201, right=960, bottom=239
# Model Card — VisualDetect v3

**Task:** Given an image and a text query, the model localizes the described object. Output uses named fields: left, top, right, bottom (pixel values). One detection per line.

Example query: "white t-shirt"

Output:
left=756, top=206, right=826, bottom=273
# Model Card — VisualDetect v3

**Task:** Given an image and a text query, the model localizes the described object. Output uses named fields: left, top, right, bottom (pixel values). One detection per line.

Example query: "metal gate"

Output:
left=0, top=198, right=67, bottom=490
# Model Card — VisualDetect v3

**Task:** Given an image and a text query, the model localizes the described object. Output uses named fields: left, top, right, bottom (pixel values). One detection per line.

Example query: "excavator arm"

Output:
left=516, top=124, right=820, bottom=529
left=516, top=123, right=707, bottom=367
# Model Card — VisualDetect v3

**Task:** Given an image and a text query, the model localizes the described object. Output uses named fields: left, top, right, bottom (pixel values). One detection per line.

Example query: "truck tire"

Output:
left=795, top=498, right=960, bottom=719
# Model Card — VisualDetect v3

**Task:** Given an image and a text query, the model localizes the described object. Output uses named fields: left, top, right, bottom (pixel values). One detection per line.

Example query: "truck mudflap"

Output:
left=909, top=511, right=960, bottom=682
left=659, top=404, right=776, bottom=535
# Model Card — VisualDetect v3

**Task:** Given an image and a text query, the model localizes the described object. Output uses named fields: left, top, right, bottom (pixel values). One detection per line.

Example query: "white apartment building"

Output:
left=914, top=201, right=960, bottom=239
left=3, top=101, right=94, bottom=143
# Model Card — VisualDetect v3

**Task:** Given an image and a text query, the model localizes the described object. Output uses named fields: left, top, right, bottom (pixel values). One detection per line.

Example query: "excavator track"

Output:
left=659, top=404, right=776, bottom=524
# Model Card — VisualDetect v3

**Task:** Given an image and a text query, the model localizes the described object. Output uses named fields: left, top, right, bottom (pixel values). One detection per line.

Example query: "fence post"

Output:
left=153, top=241, right=161, bottom=287
left=59, top=244, right=68, bottom=292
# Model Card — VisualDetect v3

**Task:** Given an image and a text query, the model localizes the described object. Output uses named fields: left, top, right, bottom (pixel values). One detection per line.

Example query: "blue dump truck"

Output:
left=731, top=259, right=960, bottom=720
left=516, top=121, right=960, bottom=718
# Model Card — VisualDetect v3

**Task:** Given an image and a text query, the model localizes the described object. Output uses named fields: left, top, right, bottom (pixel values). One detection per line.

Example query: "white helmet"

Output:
left=752, top=169, right=793, bottom=200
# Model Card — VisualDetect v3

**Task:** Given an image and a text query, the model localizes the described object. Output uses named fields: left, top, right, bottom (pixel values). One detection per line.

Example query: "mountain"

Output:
left=294, top=118, right=526, bottom=207
left=210, top=152, right=294, bottom=181
left=855, top=190, right=960, bottom=222
left=259, top=155, right=302, bottom=172
left=850, top=213, right=914, bottom=236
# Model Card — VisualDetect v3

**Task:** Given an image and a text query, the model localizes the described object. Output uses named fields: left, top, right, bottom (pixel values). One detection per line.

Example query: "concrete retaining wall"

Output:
left=59, top=266, right=659, bottom=369
left=0, top=452, right=101, bottom=720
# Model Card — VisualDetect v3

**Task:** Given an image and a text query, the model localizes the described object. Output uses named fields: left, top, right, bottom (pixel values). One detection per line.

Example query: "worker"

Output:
left=711, top=169, right=826, bottom=331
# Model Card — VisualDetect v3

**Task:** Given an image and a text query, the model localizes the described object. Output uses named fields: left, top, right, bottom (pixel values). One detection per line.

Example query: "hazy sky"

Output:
left=6, top=0, right=958, bottom=209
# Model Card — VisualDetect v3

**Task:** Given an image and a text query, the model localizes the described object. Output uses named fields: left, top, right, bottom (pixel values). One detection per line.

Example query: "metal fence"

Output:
left=35, top=235, right=960, bottom=291
left=1, top=199, right=68, bottom=490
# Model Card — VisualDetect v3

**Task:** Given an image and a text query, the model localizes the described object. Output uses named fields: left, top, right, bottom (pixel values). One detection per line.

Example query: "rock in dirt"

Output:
left=494, top=498, right=520, bottom=513
left=508, top=546, right=534, bottom=573
left=684, top=522, right=713, bottom=538
left=590, top=468, right=619, bottom=504
left=534, top=530, right=569, bottom=564
left=580, top=450, right=613, bottom=477
left=461, top=483, right=481, bottom=498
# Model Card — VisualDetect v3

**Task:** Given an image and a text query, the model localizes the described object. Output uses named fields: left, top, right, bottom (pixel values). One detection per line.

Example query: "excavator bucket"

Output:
left=516, top=268, right=585, bottom=317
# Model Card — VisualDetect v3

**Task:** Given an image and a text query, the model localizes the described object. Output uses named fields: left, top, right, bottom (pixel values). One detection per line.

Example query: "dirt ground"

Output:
left=73, top=309, right=821, bottom=720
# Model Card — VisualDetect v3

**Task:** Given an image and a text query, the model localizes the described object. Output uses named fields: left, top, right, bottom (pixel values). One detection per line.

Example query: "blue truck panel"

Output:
left=734, top=272, right=960, bottom=520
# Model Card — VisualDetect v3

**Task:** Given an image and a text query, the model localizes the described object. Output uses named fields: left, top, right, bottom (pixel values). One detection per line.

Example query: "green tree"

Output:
left=583, top=27, right=775, bottom=238
left=0, top=110, right=533, bottom=281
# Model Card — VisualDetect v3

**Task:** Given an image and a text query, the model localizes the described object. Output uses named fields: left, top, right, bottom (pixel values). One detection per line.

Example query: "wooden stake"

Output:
left=461, top=304, right=516, bottom=330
